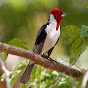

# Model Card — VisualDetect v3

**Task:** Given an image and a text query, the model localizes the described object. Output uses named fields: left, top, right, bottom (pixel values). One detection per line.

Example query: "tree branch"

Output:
left=0, top=42, right=83, bottom=78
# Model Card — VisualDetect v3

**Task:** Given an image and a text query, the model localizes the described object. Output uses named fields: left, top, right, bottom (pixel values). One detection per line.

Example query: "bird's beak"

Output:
left=61, top=12, right=67, bottom=17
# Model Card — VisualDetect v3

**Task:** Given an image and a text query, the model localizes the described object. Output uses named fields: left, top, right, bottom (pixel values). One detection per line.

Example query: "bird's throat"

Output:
left=56, top=17, right=62, bottom=31
left=56, top=22, right=60, bottom=31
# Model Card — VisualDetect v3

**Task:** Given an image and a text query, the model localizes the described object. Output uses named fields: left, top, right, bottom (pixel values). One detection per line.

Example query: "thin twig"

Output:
left=0, top=53, right=11, bottom=88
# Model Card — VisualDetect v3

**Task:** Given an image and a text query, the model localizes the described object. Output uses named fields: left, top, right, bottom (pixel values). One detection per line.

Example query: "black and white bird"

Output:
left=20, top=8, right=67, bottom=84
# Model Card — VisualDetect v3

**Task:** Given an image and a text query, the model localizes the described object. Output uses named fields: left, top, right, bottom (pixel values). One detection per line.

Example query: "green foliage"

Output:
left=0, top=73, right=6, bottom=81
left=8, top=38, right=29, bottom=50
left=0, top=60, right=29, bottom=81
left=2, top=38, right=28, bottom=61
left=69, top=37, right=86, bottom=63
left=62, top=25, right=80, bottom=45
left=10, top=70, right=21, bottom=87
left=0, top=59, right=71, bottom=88
left=2, top=53, right=8, bottom=61
left=0, top=0, right=88, bottom=87
left=0, top=60, right=29, bottom=87
left=76, top=75, right=84, bottom=88
left=80, top=25, right=88, bottom=37
left=10, top=59, right=29, bottom=87
left=61, top=25, right=87, bottom=64
left=20, top=83, right=27, bottom=88
left=1, top=25, right=88, bottom=87
left=11, top=60, right=29, bottom=87
left=53, top=75, right=74, bottom=88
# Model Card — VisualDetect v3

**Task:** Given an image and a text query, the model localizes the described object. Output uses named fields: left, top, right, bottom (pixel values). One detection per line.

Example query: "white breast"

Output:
left=41, top=17, right=60, bottom=55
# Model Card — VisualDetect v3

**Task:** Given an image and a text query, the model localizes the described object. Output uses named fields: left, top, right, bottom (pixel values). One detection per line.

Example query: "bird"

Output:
left=20, top=8, right=67, bottom=84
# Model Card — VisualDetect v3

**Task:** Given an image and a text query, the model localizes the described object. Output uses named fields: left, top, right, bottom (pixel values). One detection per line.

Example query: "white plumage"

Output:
left=41, top=14, right=60, bottom=55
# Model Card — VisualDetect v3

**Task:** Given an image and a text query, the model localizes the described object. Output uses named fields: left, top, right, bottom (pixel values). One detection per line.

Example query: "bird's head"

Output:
left=50, top=8, right=67, bottom=31
left=51, top=8, right=67, bottom=23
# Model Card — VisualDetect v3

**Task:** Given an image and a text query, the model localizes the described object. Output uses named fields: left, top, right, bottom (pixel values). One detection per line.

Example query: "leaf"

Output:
left=2, top=52, right=8, bottom=61
left=10, top=70, right=21, bottom=87
left=61, top=25, right=80, bottom=46
left=8, top=38, right=29, bottom=50
left=37, top=65, right=42, bottom=87
left=69, top=37, right=86, bottom=64
left=61, top=25, right=86, bottom=64
left=11, top=59, right=29, bottom=71
left=80, top=25, right=88, bottom=37
left=0, top=60, right=29, bottom=83
left=54, top=76, right=72, bottom=88
left=0, top=73, right=6, bottom=81
left=20, top=83, right=27, bottom=88
left=76, top=75, right=84, bottom=88
left=30, top=64, right=38, bottom=83
left=10, top=60, right=29, bottom=87
left=2, top=38, right=29, bottom=61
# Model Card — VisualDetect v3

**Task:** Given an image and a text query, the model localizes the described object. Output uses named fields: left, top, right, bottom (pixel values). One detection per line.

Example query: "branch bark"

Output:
left=0, top=42, right=83, bottom=78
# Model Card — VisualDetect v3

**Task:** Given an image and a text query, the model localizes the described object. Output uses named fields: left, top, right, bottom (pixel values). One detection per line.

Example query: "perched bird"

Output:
left=20, top=8, right=67, bottom=84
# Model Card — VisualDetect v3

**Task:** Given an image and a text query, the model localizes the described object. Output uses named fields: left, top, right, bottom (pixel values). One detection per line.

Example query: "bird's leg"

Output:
left=41, top=53, right=54, bottom=62
left=41, top=54, right=49, bottom=59
left=47, top=56, right=55, bottom=62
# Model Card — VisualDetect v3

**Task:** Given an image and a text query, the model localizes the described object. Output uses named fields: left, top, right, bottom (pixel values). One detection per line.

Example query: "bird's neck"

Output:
left=49, top=14, right=61, bottom=31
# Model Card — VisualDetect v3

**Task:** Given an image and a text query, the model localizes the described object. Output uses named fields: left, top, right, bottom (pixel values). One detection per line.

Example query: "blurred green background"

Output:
left=0, top=0, right=88, bottom=67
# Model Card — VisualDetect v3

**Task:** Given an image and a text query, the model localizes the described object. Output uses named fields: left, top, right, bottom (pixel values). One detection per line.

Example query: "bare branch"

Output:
left=0, top=42, right=83, bottom=78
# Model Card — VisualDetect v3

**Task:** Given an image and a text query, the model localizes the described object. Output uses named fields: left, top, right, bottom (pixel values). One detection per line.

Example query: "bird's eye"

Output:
left=58, top=12, right=60, bottom=15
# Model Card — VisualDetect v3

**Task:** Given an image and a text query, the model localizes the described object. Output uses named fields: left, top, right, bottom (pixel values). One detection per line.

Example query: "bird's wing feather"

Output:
left=33, top=23, right=48, bottom=54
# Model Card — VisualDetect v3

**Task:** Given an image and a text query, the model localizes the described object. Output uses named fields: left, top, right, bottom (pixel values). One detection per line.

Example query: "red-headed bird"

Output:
left=20, top=8, right=67, bottom=84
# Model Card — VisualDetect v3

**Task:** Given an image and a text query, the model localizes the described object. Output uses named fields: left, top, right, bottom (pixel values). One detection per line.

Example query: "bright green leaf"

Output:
left=2, top=38, right=29, bottom=61
left=0, top=60, right=29, bottom=83
left=8, top=38, right=29, bottom=50
left=37, top=65, right=42, bottom=87
left=0, top=73, right=6, bottom=81
left=11, top=59, right=29, bottom=71
left=10, top=60, right=29, bottom=87
left=69, top=37, right=86, bottom=64
left=2, top=52, right=8, bottom=61
left=61, top=25, right=80, bottom=46
left=10, top=70, right=21, bottom=87
left=20, top=83, right=27, bottom=88
left=80, top=25, right=88, bottom=37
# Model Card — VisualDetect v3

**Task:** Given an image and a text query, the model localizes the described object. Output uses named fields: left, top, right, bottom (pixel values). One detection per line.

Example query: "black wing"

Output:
left=33, top=23, right=49, bottom=54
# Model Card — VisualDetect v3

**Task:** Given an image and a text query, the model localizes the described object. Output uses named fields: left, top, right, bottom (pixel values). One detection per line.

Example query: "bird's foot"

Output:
left=41, top=54, right=54, bottom=61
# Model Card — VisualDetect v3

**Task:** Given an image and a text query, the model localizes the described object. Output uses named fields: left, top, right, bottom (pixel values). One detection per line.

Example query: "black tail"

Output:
left=20, top=61, right=34, bottom=84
